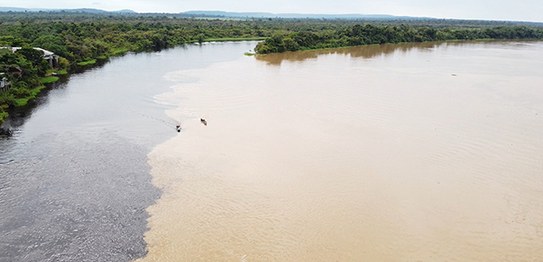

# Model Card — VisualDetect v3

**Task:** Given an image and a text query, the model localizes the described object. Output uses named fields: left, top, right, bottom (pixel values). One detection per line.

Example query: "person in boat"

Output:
left=176, top=124, right=181, bottom=132
left=200, top=118, right=207, bottom=126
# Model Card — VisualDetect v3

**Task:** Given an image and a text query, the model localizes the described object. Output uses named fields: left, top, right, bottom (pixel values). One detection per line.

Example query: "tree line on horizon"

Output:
left=254, top=23, right=543, bottom=53
left=1, top=13, right=543, bottom=124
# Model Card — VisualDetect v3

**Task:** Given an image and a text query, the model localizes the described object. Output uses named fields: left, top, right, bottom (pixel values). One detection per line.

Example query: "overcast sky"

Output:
left=2, top=0, right=542, bottom=22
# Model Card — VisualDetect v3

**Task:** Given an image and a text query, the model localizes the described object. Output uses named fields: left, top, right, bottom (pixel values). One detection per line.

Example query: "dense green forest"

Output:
left=254, top=24, right=543, bottom=53
left=1, top=12, right=543, bottom=124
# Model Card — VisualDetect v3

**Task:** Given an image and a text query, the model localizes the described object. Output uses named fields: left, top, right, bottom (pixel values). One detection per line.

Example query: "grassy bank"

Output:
left=57, top=69, right=68, bottom=76
left=204, top=37, right=267, bottom=42
left=40, top=76, right=60, bottom=84
left=0, top=109, right=7, bottom=123
left=13, top=86, right=45, bottom=107
left=110, top=47, right=130, bottom=57
left=77, top=59, right=97, bottom=67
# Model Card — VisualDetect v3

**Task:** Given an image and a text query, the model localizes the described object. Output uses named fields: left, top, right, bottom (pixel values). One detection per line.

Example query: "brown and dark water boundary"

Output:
left=0, top=41, right=257, bottom=261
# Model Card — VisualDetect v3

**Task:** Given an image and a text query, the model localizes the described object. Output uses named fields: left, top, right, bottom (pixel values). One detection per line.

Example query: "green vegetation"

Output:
left=13, top=86, right=45, bottom=107
left=0, top=45, right=54, bottom=120
left=110, top=47, right=130, bottom=56
left=0, top=12, right=542, bottom=124
left=0, top=13, right=289, bottom=124
left=204, top=37, right=268, bottom=42
left=0, top=110, right=7, bottom=123
left=40, top=76, right=60, bottom=84
left=255, top=24, right=543, bottom=53
left=77, top=59, right=97, bottom=67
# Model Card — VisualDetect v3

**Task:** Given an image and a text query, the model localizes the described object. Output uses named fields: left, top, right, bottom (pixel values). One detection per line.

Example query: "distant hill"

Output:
left=0, top=7, right=136, bottom=14
left=181, top=10, right=414, bottom=20
left=183, top=11, right=274, bottom=18
left=0, top=8, right=541, bottom=26
left=66, top=8, right=136, bottom=14
left=115, top=9, right=137, bottom=14
left=0, top=7, right=34, bottom=12
left=0, top=8, right=418, bottom=19
left=169, top=11, right=543, bottom=26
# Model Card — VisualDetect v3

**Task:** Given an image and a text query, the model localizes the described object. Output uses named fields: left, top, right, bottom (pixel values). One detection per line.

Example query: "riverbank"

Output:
left=0, top=37, right=265, bottom=127
left=2, top=13, right=542, bottom=126
left=254, top=25, right=543, bottom=54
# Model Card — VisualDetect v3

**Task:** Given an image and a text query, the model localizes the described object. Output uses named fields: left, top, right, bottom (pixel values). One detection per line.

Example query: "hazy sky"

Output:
left=3, top=0, right=543, bottom=22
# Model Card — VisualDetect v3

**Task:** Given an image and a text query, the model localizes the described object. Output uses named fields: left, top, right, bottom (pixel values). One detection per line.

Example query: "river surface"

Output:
left=1, top=41, right=542, bottom=261
left=0, top=41, right=257, bottom=261
left=142, top=41, right=543, bottom=261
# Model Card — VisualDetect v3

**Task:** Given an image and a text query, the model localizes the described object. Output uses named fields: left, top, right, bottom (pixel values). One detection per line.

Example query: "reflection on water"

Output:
left=142, top=41, right=543, bottom=261
left=256, top=41, right=445, bottom=65
left=256, top=41, right=536, bottom=65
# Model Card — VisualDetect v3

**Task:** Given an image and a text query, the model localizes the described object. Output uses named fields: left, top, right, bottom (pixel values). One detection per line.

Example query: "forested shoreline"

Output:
left=1, top=12, right=543, bottom=124
left=254, top=24, right=543, bottom=53
left=0, top=14, right=273, bottom=124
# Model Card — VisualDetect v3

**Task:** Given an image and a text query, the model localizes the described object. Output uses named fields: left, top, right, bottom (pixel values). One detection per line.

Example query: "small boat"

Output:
left=200, top=118, right=207, bottom=126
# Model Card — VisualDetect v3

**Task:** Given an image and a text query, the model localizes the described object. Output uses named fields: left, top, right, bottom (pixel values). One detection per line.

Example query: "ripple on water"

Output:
left=141, top=42, right=543, bottom=261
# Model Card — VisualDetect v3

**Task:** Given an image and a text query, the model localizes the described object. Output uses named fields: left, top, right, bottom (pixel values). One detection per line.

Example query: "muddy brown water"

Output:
left=141, top=41, right=543, bottom=261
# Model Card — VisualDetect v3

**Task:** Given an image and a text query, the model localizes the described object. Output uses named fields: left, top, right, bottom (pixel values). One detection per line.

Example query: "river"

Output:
left=143, top=41, right=543, bottom=261
left=0, top=41, right=257, bottom=261
left=1, top=41, right=543, bottom=261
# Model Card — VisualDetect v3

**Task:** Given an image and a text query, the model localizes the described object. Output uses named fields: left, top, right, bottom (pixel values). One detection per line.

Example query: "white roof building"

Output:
left=1, top=47, right=59, bottom=67
left=1, top=47, right=56, bottom=58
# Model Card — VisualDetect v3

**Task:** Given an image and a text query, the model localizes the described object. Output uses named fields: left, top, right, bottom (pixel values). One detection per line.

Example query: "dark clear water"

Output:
left=0, top=41, right=256, bottom=262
